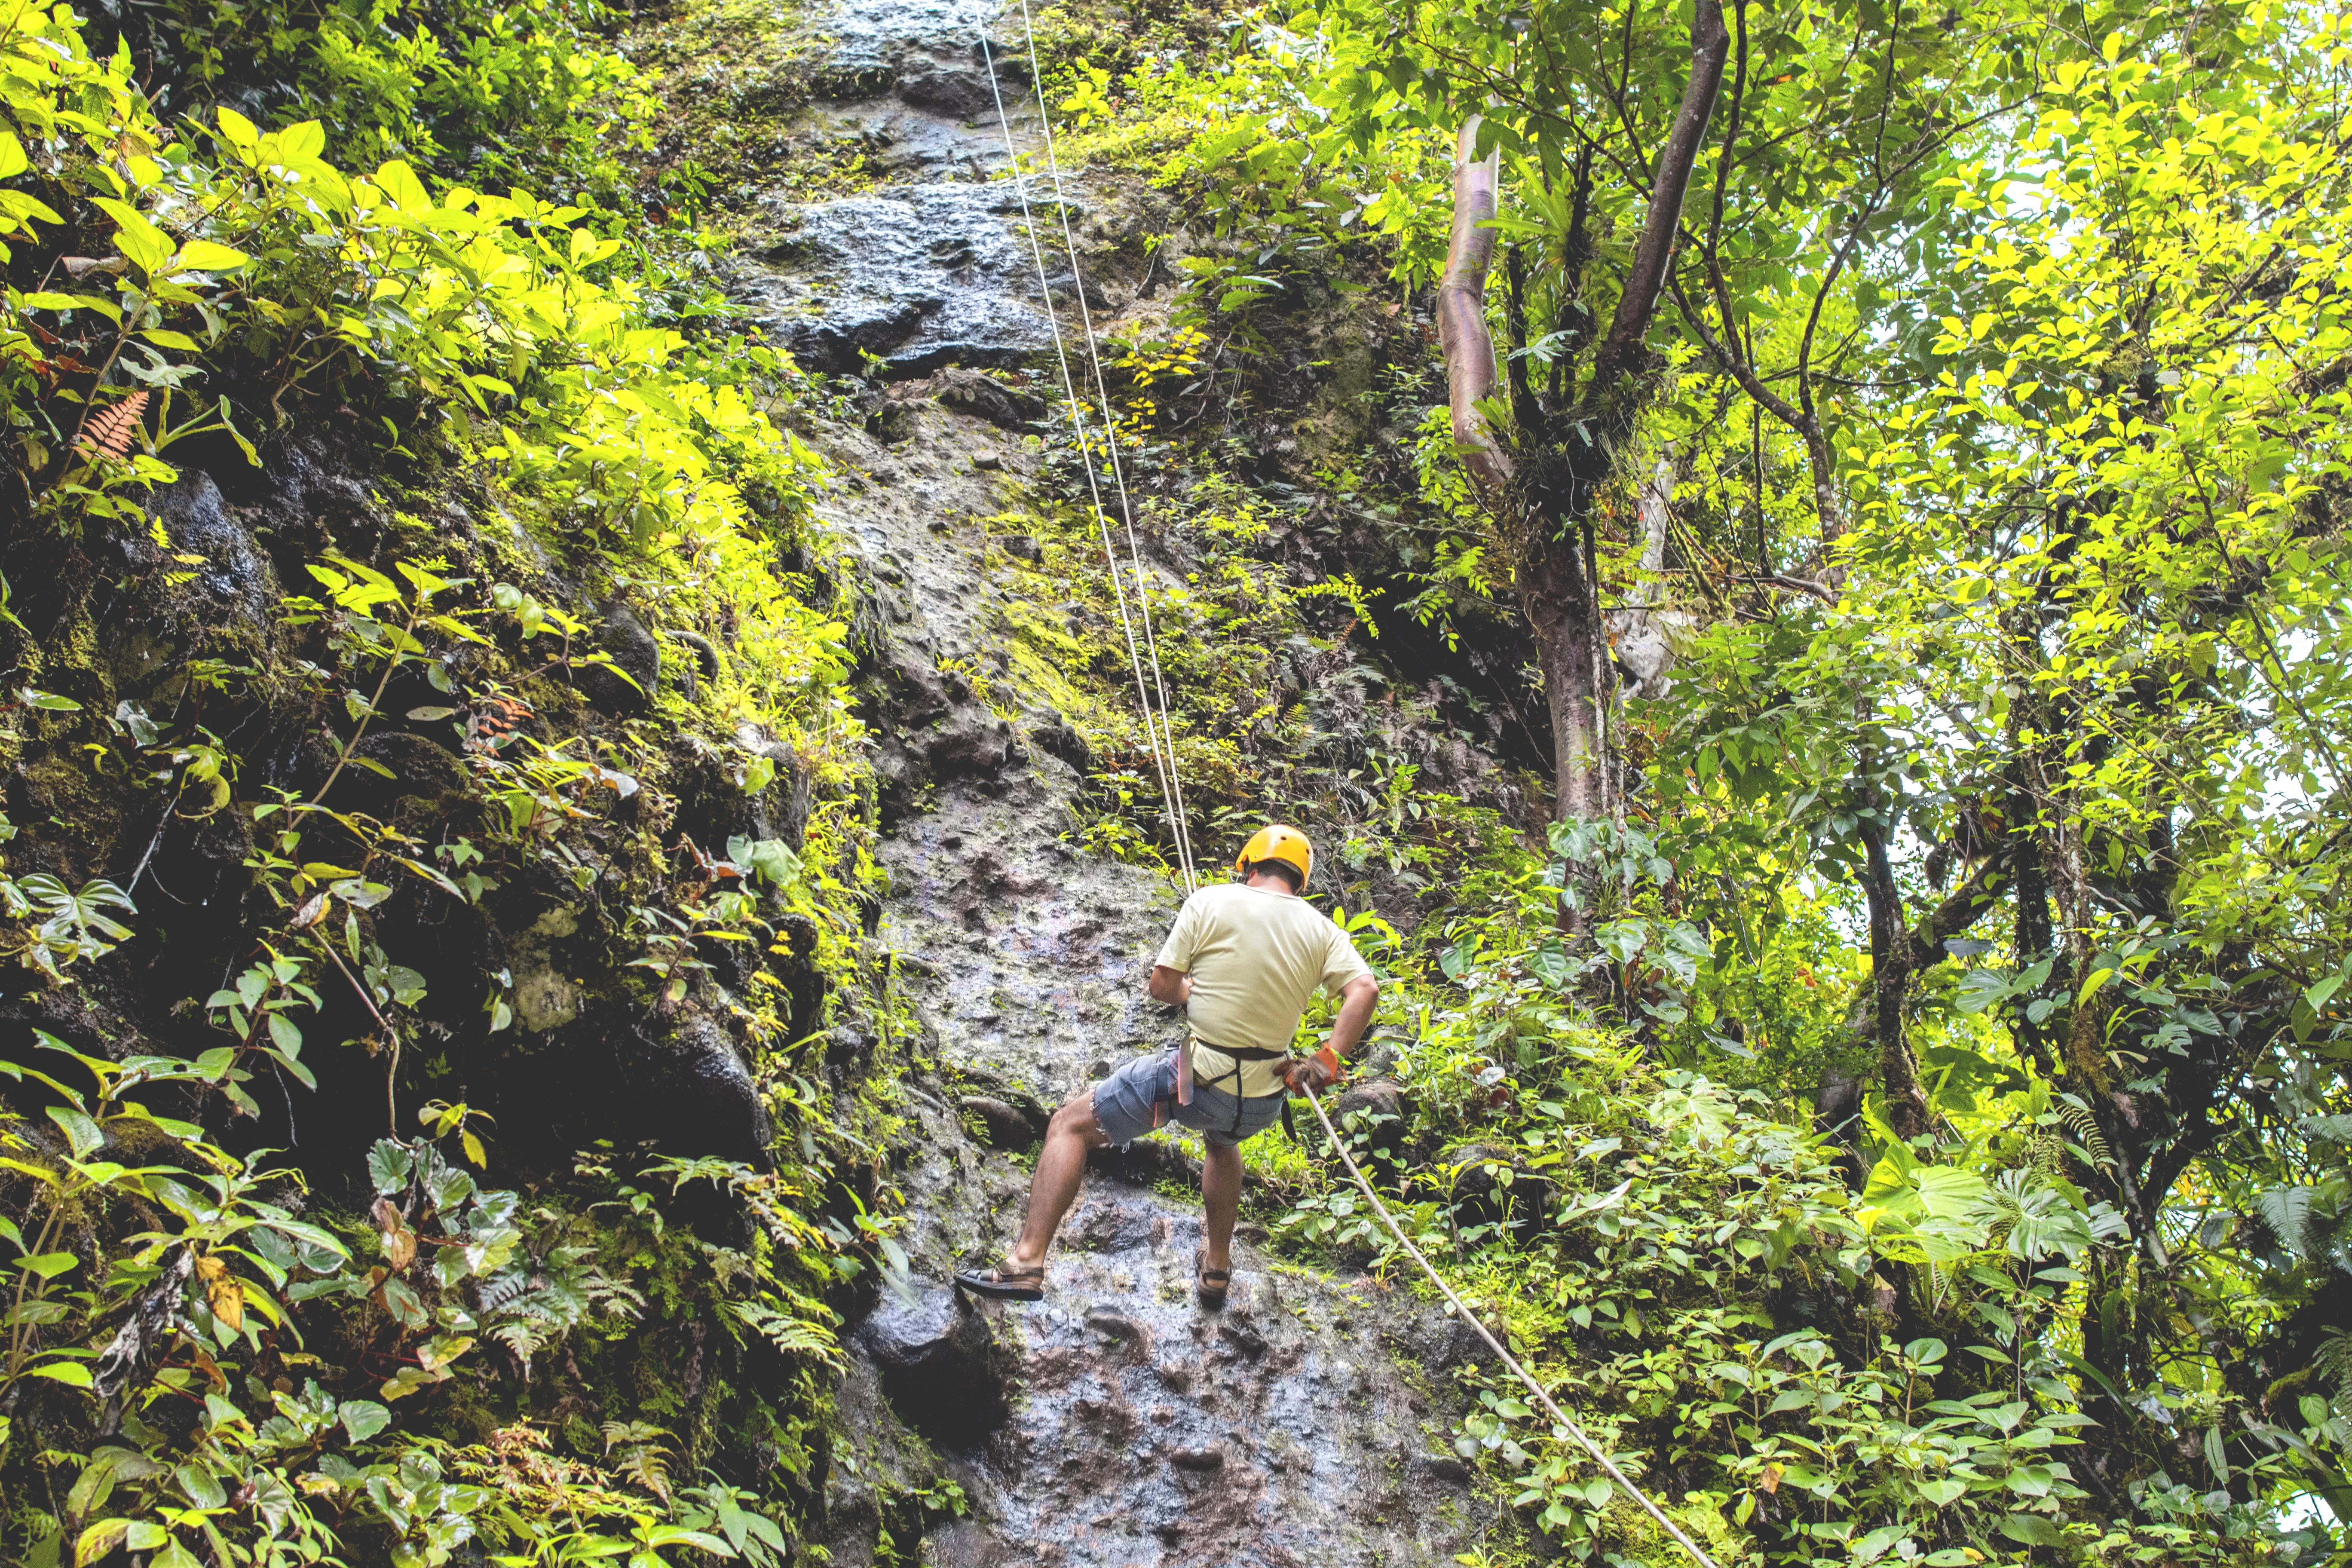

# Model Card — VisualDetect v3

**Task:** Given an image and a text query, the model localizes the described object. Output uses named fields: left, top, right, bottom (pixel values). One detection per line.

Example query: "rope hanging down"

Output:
left=974, top=33, right=1717, bottom=1568
left=977, top=23, right=1199, bottom=891
left=1299, top=1087, right=1726, bottom=1568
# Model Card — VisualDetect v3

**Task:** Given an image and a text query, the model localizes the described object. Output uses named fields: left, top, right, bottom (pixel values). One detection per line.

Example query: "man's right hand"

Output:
left=1147, top=965, right=1192, bottom=1007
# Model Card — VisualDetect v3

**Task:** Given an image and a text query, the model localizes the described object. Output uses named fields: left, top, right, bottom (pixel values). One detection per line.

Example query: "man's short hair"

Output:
left=1246, top=858, right=1305, bottom=892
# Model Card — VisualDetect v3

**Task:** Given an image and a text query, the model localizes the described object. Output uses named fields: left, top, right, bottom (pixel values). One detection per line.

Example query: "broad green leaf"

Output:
left=172, top=240, right=251, bottom=271
left=47, top=1106, right=103, bottom=1158
left=339, top=1399, right=392, bottom=1442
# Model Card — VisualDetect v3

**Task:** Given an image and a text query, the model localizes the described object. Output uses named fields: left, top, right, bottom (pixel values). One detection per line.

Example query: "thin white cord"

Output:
left=977, top=34, right=1193, bottom=890
left=1005, top=3, right=1199, bottom=892
left=1302, top=1087, right=1727, bottom=1568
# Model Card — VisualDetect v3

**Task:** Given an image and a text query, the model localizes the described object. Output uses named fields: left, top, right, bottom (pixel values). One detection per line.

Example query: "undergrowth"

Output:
left=0, top=0, right=942, bottom=1562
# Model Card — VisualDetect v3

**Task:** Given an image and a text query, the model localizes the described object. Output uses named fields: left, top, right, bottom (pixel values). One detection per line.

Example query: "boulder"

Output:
left=1436, top=1141, right=1556, bottom=1238
left=957, top=1094, right=1043, bottom=1152
left=855, top=1289, right=1011, bottom=1450
left=929, top=367, right=1047, bottom=429
left=1328, top=1076, right=1414, bottom=1158
left=920, top=705, right=1014, bottom=783
left=581, top=605, right=658, bottom=714
left=337, top=730, right=469, bottom=821
left=139, top=470, right=273, bottom=629
left=621, top=1011, right=772, bottom=1169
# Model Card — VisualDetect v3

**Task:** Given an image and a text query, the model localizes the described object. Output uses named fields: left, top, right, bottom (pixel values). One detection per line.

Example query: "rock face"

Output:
left=744, top=183, right=1060, bottom=375
left=747, top=3, right=1504, bottom=1561
left=735, top=0, right=1069, bottom=375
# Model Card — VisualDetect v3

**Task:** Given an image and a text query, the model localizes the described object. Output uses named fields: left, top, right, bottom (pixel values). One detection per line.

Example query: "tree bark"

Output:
left=1591, top=0, right=1732, bottom=395
left=1836, top=828, right=2011, bottom=1165
left=1524, top=542, right=1605, bottom=821
left=1437, top=118, right=1512, bottom=491
left=1860, top=809, right=1930, bottom=1142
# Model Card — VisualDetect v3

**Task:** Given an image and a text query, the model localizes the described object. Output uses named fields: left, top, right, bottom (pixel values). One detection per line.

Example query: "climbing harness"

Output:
left=1186, top=1033, right=1293, bottom=1138
left=971, top=32, right=1725, bottom=1568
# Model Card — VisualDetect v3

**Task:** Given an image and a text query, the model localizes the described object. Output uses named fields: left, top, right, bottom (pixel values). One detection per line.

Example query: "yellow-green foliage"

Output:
left=0, top=2, right=933, bottom=1563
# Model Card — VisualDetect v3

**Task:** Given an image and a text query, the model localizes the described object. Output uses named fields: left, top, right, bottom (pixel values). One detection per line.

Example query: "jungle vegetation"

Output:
left=0, top=0, right=2343, bottom=1563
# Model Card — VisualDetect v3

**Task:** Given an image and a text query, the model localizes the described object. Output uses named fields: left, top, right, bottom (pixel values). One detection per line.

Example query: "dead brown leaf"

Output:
left=194, top=1254, right=243, bottom=1331
left=371, top=1196, right=417, bottom=1270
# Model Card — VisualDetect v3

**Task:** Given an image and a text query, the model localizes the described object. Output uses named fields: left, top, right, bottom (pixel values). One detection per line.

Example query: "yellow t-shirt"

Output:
left=1154, top=883, right=1374, bottom=1098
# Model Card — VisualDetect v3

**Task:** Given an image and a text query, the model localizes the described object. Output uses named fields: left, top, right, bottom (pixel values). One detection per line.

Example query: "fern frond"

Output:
left=2056, top=1095, right=2114, bottom=1169
left=75, top=389, right=150, bottom=461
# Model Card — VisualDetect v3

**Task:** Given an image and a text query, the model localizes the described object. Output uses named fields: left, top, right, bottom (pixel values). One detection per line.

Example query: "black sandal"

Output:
left=1194, top=1248, right=1231, bottom=1308
left=954, top=1263, right=1046, bottom=1302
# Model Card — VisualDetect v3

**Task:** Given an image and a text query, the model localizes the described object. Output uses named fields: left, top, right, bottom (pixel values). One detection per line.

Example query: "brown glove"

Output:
left=1285, top=1045, right=1343, bottom=1095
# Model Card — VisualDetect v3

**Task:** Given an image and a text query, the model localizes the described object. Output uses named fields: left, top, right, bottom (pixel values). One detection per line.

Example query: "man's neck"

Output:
left=1242, top=873, right=1296, bottom=897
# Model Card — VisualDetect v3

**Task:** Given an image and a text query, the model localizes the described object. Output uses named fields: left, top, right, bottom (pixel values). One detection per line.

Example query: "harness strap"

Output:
left=1184, top=1036, right=1292, bottom=1138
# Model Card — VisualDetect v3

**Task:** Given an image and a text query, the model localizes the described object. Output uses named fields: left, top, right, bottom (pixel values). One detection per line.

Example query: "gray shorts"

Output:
left=1092, top=1047, right=1286, bottom=1150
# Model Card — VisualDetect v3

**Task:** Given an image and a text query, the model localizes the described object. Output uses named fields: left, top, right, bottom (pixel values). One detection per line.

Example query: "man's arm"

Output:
left=1147, top=965, right=1192, bottom=1007
left=1329, top=974, right=1379, bottom=1058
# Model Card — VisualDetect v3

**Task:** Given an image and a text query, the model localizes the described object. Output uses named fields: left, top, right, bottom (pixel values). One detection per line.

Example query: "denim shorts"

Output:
left=1092, top=1047, right=1286, bottom=1150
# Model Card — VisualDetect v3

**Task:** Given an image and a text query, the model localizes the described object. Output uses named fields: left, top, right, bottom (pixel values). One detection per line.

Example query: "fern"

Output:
left=73, top=389, right=149, bottom=461
left=2315, top=1329, right=2352, bottom=1418
left=2055, top=1094, right=2115, bottom=1169
left=2255, top=1185, right=2317, bottom=1260
left=726, top=1299, right=845, bottom=1369
left=600, top=1421, right=673, bottom=1502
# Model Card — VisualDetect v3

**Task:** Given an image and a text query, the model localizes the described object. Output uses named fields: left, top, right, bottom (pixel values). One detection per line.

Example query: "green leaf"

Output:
left=339, top=1399, right=392, bottom=1442
left=152, top=1540, right=204, bottom=1568
left=1998, top=1513, right=2064, bottom=1547
left=90, top=198, right=172, bottom=275
left=47, top=1106, right=103, bottom=1158
left=175, top=1462, right=226, bottom=1510
left=215, top=107, right=259, bottom=150
left=75, top=1521, right=128, bottom=1567
left=1917, top=1478, right=1966, bottom=1506
left=19, top=688, right=83, bottom=712
left=172, top=240, right=251, bottom=272
left=25, top=1360, right=95, bottom=1387
left=17, top=1251, right=78, bottom=1280
left=368, top=1140, right=414, bottom=1195
left=1953, top=968, right=2010, bottom=1014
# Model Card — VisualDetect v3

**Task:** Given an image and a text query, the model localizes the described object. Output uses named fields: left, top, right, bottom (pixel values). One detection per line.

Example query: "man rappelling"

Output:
left=956, top=825, right=1379, bottom=1307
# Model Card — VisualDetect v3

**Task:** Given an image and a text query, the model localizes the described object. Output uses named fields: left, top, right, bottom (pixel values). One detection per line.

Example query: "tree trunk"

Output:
left=1524, top=541, right=1605, bottom=820
left=1861, top=809, right=1930, bottom=1142
left=1434, top=2, right=1729, bottom=827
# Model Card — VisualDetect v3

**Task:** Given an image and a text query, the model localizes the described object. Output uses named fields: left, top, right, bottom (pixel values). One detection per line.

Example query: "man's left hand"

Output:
left=1286, top=1046, right=1342, bottom=1094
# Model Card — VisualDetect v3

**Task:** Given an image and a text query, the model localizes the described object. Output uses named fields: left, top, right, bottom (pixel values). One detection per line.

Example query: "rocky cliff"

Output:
left=720, top=4, right=1517, bottom=1560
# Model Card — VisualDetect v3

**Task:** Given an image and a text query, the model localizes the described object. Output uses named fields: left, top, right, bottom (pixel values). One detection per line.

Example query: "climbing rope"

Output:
left=976, top=27, right=1200, bottom=891
left=1300, top=1086, right=1727, bottom=1568
left=975, top=31, right=1715, bottom=1566
left=1010, top=0, right=1200, bottom=893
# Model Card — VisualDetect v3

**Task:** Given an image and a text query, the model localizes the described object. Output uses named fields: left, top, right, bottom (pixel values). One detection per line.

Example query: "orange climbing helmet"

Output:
left=1235, top=824, right=1314, bottom=883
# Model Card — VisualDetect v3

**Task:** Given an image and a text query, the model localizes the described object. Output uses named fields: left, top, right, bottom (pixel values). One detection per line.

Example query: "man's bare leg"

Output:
left=1007, top=1088, right=1108, bottom=1273
left=1201, top=1140, right=1243, bottom=1275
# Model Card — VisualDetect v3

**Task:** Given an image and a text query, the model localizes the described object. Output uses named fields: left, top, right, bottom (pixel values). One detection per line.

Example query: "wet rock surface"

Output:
left=736, top=0, right=1066, bottom=375
left=745, top=1, right=1500, bottom=1559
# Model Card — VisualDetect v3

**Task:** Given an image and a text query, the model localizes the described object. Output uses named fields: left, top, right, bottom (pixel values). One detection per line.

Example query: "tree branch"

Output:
left=1438, top=116, right=1514, bottom=490
left=1593, top=0, right=1731, bottom=392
